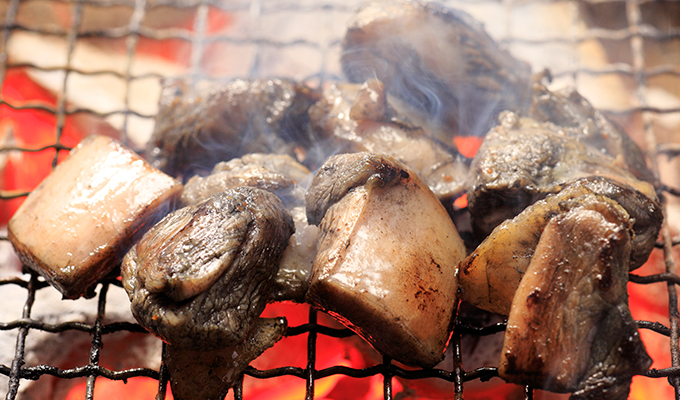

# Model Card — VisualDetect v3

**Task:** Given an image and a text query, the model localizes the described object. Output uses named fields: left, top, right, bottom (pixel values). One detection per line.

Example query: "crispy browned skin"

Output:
left=499, top=205, right=651, bottom=399
left=121, top=187, right=294, bottom=350
left=305, top=152, right=465, bottom=367
left=8, top=135, right=182, bottom=299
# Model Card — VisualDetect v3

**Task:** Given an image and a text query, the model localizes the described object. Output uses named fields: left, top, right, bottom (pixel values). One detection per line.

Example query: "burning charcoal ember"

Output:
left=498, top=205, right=651, bottom=399
left=167, top=317, right=287, bottom=400
left=180, top=153, right=311, bottom=208
left=467, top=111, right=657, bottom=237
left=146, top=78, right=321, bottom=178
left=305, top=152, right=465, bottom=367
left=309, top=79, right=469, bottom=202
left=341, top=0, right=533, bottom=140
left=460, top=178, right=660, bottom=315
left=8, top=134, right=182, bottom=299
left=120, top=187, right=294, bottom=350
left=528, top=83, right=654, bottom=183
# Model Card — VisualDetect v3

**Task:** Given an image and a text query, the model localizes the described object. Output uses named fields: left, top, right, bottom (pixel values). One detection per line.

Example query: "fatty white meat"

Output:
left=8, top=135, right=182, bottom=299
left=305, top=152, right=466, bottom=367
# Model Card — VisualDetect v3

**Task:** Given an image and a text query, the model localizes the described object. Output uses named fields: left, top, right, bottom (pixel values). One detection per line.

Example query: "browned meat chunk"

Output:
left=121, top=187, right=294, bottom=350
left=459, top=177, right=660, bottom=315
left=528, top=83, right=654, bottom=183
left=305, top=152, right=465, bottom=367
left=499, top=205, right=651, bottom=399
left=309, top=79, right=469, bottom=201
left=467, top=111, right=657, bottom=237
left=146, top=78, right=321, bottom=178
left=341, top=0, right=533, bottom=139
left=180, top=153, right=310, bottom=208
left=8, top=135, right=182, bottom=299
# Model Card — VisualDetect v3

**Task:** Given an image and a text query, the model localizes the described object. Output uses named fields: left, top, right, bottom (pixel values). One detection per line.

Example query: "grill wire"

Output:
left=0, top=0, right=679, bottom=399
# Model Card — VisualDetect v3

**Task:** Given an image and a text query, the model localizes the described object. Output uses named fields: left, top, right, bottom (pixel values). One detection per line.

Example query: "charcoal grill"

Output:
left=1, top=0, right=680, bottom=399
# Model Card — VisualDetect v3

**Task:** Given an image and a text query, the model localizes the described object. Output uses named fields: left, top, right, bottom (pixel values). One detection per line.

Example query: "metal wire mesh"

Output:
left=0, top=0, right=679, bottom=399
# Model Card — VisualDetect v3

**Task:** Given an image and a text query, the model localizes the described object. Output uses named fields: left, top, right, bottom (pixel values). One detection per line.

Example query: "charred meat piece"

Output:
left=305, top=152, right=466, bottom=367
left=499, top=205, right=651, bottom=399
left=121, top=187, right=294, bottom=350
left=459, top=177, right=659, bottom=315
left=167, top=317, right=287, bottom=400
left=147, top=78, right=321, bottom=178
left=341, top=0, right=533, bottom=139
left=467, top=112, right=657, bottom=236
left=180, top=153, right=315, bottom=302
left=180, top=153, right=310, bottom=208
left=309, top=79, right=469, bottom=201
left=528, top=83, right=654, bottom=183
left=8, top=135, right=182, bottom=299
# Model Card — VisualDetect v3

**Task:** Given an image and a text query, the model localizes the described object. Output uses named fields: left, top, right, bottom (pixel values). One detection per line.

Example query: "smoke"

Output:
left=340, top=1, right=533, bottom=142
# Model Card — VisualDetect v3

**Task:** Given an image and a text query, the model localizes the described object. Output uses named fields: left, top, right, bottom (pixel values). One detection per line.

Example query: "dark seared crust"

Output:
left=121, top=187, right=294, bottom=350
left=528, top=83, right=654, bottom=183
left=499, top=206, right=651, bottom=397
left=305, top=152, right=410, bottom=225
left=561, top=177, right=663, bottom=269
left=147, top=78, right=320, bottom=178
left=466, top=114, right=656, bottom=237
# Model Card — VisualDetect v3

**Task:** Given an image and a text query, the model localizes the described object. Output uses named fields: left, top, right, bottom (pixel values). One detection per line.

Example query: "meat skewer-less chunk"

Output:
left=459, top=176, right=661, bottom=315
left=341, top=0, right=533, bottom=140
left=8, top=134, right=182, bottom=299
left=121, top=187, right=294, bottom=350
left=122, top=187, right=294, bottom=398
left=305, top=152, right=466, bottom=367
left=467, top=111, right=658, bottom=237
left=180, top=152, right=317, bottom=303
left=146, top=78, right=321, bottom=178
left=528, top=83, right=654, bottom=184
left=499, top=205, right=651, bottom=399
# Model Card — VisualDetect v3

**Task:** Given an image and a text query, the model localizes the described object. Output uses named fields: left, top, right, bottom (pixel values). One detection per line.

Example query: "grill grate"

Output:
left=1, top=0, right=680, bottom=399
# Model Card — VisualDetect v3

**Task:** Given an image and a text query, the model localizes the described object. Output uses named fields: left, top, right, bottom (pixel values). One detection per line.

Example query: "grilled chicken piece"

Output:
left=121, top=187, right=294, bottom=350
left=179, top=153, right=315, bottom=302
left=459, top=177, right=660, bottom=315
left=528, top=83, right=654, bottom=183
left=147, top=78, right=321, bottom=178
left=309, top=79, right=469, bottom=201
left=341, top=0, right=533, bottom=140
left=180, top=153, right=310, bottom=208
left=499, top=205, right=651, bottom=399
left=8, top=135, right=182, bottom=299
left=305, top=152, right=465, bottom=367
left=167, top=317, right=287, bottom=400
left=467, top=111, right=657, bottom=236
